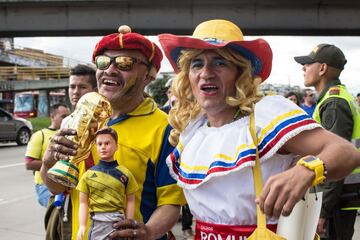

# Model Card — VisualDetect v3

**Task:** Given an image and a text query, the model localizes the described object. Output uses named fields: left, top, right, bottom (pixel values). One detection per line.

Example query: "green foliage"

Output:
left=28, top=117, right=51, bottom=132
left=147, top=74, right=173, bottom=106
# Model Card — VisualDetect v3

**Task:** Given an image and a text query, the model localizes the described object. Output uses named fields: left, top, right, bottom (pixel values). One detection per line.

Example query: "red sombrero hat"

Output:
left=158, top=19, right=272, bottom=81
left=93, top=25, right=163, bottom=72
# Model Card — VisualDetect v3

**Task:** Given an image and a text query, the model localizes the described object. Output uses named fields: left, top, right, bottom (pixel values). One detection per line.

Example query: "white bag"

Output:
left=277, top=190, right=322, bottom=240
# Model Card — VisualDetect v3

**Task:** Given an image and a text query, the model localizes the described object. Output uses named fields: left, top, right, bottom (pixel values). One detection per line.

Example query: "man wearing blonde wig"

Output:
left=159, top=19, right=360, bottom=239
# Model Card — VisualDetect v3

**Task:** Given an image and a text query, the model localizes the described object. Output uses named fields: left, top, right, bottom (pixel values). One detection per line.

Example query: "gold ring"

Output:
left=133, top=229, right=137, bottom=237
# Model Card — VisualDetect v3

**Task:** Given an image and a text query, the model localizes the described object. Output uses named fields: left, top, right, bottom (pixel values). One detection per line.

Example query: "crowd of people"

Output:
left=284, top=89, right=317, bottom=116
left=22, top=19, right=360, bottom=240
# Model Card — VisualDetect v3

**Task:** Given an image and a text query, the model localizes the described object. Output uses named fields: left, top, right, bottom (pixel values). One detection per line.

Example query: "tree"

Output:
left=146, top=73, right=173, bottom=106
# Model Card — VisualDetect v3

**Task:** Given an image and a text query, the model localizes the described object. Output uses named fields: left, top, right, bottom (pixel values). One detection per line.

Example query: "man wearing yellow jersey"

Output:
left=25, top=103, right=70, bottom=207
left=41, top=25, right=185, bottom=240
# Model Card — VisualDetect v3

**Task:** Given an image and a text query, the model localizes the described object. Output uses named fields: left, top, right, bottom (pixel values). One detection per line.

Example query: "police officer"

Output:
left=295, top=44, right=360, bottom=240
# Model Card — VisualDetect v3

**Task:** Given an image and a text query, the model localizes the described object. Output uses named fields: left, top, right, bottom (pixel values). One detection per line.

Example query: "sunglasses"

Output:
left=95, top=55, right=149, bottom=71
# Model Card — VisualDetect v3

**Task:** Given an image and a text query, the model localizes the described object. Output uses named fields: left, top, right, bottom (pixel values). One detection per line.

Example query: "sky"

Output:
left=14, top=35, right=360, bottom=95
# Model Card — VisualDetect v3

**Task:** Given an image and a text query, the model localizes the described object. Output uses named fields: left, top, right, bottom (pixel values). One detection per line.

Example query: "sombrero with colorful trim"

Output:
left=158, top=19, right=272, bottom=81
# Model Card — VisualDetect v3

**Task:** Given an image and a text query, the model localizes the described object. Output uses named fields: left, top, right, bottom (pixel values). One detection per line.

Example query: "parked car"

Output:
left=0, top=107, right=33, bottom=145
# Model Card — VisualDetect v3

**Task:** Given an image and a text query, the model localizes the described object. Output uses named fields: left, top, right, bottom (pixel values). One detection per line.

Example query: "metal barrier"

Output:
left=0, top=66, right=71, bottom=81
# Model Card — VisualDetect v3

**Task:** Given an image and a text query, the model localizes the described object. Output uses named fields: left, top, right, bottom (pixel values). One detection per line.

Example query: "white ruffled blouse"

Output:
left=166, top=95, right=321, bottom=225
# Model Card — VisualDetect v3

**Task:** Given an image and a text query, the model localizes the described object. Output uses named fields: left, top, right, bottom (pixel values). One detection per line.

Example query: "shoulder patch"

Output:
left=322, top=108, right=337, bottom=130
left=329, top=87, right=340, bottom=95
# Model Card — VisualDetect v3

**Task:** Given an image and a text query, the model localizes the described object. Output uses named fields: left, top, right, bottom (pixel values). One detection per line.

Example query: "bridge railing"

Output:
left=8, top=47, right=64, bottom=66
left=0, top=66, right=71, bottom=81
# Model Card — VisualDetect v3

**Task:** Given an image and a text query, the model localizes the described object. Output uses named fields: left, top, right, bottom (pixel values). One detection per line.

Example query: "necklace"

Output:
left=207, top=108, right=242, bottom=127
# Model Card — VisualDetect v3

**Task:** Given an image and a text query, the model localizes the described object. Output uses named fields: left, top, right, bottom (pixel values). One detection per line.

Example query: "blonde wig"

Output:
left=168, top=48, right=263, bottom=146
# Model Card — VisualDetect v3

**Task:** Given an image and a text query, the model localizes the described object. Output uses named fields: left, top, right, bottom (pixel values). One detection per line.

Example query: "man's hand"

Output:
left=256, top=165, right=315, bottom=218
left=110, top=219, right=150, bottom=240
left=43, top=128, right=78, bottom=169
left=40, top=128, right=79, bottom=194
left=109, top=205, right=180, bottom=240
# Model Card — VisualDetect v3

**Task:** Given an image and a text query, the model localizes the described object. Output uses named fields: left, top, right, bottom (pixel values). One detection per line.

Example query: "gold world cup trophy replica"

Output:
left=47, top=92, right=112, bottom=188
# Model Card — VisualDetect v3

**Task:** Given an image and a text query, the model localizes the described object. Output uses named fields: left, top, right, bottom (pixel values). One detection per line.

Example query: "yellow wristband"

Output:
left=297, top=156, right=326, bottom=186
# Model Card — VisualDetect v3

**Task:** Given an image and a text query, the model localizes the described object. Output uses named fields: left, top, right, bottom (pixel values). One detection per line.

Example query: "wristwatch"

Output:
left=297, top=155, right=327, bottom=186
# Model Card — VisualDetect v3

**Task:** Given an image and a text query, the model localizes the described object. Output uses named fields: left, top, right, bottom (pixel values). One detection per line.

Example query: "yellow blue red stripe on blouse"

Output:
left=70, top=98, right=186, bottom=240
left=169, top=109, right=316, bottom=186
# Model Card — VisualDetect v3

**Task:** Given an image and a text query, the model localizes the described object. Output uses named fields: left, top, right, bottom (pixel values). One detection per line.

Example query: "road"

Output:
left=0, top=143, right=359, bottom=240
left=0, top=143, right=46, bottom=239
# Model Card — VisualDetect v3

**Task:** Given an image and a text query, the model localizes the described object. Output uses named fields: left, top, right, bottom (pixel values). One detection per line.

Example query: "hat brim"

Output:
left=158, top=34, right=272, bottom=81
left=294, top=56, right=315, bottom=66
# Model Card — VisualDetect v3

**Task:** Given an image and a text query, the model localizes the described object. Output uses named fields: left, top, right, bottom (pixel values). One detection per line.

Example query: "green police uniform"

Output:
left=313, top=79, right=360, bottom=240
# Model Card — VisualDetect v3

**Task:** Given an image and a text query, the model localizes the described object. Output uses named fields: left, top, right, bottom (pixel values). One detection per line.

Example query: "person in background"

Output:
left=76, top=127, right=138, bottom=240
left=68, top=64, right=98, bottom=110
left=357, top=93, right=360, bottom=106
left=25, top=103, right=70, bottom=207
left=44, top=64, right=97, bottom=240
left=295, top=43, right=360, bottom=240
left=301, top=88, right=317, bottom=116
left=181, top=204, right=194, bottom=239
left=284, top=91, right=300, bottom=106
left=159, top=19, right=360, bottom=239
left=161, top=78, right=176, bottom=114
left=41, top=25, right=185, bottom=240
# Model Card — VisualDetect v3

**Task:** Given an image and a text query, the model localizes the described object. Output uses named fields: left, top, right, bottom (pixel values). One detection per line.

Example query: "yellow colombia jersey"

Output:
left=70, top=98, right=186, bottom=240
left=25, top=128, right=57, bottom=184
left=76, top=160, right=139, bottom=213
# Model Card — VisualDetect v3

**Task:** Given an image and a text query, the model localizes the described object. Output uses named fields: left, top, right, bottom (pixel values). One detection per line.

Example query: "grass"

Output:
left=28, top=117, right=51, bottom=132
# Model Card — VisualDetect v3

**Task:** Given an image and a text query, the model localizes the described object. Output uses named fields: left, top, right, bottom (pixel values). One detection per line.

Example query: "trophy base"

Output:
left=47, top=160, right=80, bottom=188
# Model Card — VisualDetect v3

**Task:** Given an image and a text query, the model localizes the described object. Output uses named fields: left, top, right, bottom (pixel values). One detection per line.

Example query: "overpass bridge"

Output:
left=1, top=0, right=360, bottom=37
left=0, top=78, right=68, bottom=92
left=0, top=65, right=70, bottom=92
left=1, top=0, right=360, bottom=94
